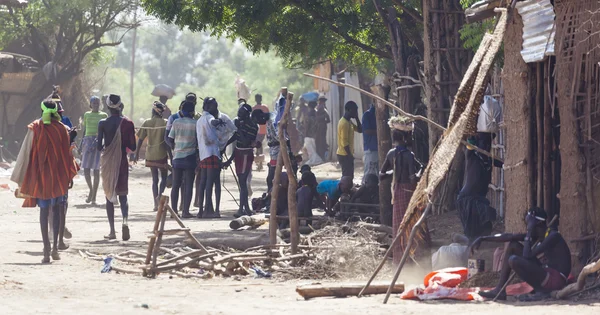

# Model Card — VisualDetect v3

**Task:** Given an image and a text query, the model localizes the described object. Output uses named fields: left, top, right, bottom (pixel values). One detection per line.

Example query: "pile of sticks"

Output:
left=79, top=218, right=391, bottom=280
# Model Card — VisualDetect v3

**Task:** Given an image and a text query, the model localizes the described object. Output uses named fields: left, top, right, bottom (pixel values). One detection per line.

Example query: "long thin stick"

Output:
left=383, top=203, right=432, bottom=304
left=493, top=271, right=515, bottom=302
left=358, top=222, right=405, bottom=297
left=303, top=73, right=504, bottom=163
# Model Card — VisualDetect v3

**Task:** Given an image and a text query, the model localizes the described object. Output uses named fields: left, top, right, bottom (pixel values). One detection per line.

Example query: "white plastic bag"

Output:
left=151, top=84, right=175, bottom=99
left=477, top=95, right=502, bottom=133
left=431, top=243, right=468, bottom=271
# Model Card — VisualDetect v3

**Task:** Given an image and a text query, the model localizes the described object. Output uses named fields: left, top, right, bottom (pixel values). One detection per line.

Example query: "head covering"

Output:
left=41, top=100, right=59, bottom=124
left=181, top=100, right=196, bottom=117
left=153, top=101, right=165, bottom=115
left=90, top=95, right=100, bottom=103
left=318, top=94, right=327, bottom=101
left=241, top=103, right=252, bottom=113
left=186, top=92, right=197, bottom=104
left=106, top=94, right=122, bottom=109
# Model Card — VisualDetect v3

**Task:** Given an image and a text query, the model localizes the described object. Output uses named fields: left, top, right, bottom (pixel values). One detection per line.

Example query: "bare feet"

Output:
left=58, top=242, right=70, bottom=250
left=51, top=248, right=60, bottom=260
left=196, top=210, right=203, bottom=219
left=204, top=211, right=221, bottom=219
left=42, top=248, right=50, bottom=264
left=64, top=227, right=72, bottom=239
left=122, top=225, right=130, bottom=241
left=104, top=233, right=116, bottom=240
left=181, top=212, right=193, bottom=219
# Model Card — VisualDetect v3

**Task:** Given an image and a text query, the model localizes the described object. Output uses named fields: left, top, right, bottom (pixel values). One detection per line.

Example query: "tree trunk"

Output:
left=371, top=85, right=392, bottom=226
left=503, top=12, right=534, bottom=232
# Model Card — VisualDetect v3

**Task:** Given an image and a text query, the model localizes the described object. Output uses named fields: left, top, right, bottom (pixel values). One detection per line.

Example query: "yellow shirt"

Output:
left=336, top=117, right=357, bottom=156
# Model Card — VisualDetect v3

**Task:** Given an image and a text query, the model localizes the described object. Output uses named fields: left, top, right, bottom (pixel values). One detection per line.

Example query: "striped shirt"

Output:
left=83, top=111, right=108, bottom=136
left=168, top=117, right=197, bottom=160
left=234, top=118, right=259, bottom=149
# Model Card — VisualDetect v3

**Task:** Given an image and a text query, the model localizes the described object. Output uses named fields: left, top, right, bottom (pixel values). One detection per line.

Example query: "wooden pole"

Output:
left=543, top=60, right=553, bottom=217
left=297, top=282, right=405, bottom=300
left=371, top=85, right=392, bottom=226
left=268, top=153, right=284, bottom=245
left=278, top=92, right=300, bottom=254
left=383, top=203, right=432, bottom=304
left=303, top=73, right=503, bottom=163
left=527, top=65, right=536, bottom=207
left=129, top=0, right=139, bottom=119
left=536, top=63, right=543, bottom=207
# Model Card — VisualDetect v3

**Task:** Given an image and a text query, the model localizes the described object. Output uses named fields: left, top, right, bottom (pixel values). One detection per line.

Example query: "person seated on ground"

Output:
left=296, top=171, right=324, bottom=226
left=470, top=207, right=571, bottom=301
left=316, top=176, right=353, bottom=216
left=275, top=173, right=290, bottom=229
left=297, top=164, right=312, bottom=187
left=339, top=173, right=380, bottom=221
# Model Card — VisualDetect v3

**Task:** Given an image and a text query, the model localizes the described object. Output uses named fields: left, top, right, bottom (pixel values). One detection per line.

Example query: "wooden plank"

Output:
left=296, top=282, right=405, bottom=300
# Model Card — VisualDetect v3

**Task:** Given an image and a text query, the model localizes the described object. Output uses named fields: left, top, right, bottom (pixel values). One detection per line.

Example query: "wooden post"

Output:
left=543, top=60, right=553, bottom=217
left=528, top=64, right=536, bottom=207
left=370, top=85, right=392, bottom=226
left=278, top=92, right=300, bottom=254
left=536, top=63, right=544, bottom=208
left=268, top=153, right=284, bottom=245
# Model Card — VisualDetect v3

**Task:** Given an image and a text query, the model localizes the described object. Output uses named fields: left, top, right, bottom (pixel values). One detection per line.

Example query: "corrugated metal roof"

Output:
left=516, top=0, right=556, bottom=63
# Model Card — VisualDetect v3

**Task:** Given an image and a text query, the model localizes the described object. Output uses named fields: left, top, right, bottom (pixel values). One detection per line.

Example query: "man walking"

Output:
left=11, top=99, right=78, bottom=263
left=98, top=94, right=136, bottom=241
left=336, top=101, right=362, bottom=179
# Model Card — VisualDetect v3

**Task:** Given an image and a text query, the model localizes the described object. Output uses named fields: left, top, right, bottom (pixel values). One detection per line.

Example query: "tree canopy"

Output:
left=141, top=0, right=423, bottom=72
left=0, top=0, right=137, bottom=81
left=95, top=23, right=314, bottom=121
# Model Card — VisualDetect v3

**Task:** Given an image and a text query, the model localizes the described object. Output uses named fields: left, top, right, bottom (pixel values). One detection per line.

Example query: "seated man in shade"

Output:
left=296, top=171, right=324, bottom=226
left=470, top=207, right=571, bottom=301
left=338, top=173, right=380, bottom=221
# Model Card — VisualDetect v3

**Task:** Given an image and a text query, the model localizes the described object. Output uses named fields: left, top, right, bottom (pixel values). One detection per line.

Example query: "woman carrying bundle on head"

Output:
left=379, top=117, right=424, bottom=265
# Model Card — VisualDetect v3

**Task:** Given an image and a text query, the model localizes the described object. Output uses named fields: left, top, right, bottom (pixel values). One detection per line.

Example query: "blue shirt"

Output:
left=362, top=106, right=377, bottom=151
left=61, top=116, right=73, bottom=129
left=317, top=180, right=341, bottom=200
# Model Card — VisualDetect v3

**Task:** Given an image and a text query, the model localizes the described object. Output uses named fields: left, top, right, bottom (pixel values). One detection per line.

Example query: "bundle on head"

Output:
left=388, top=115, right=414, bottom=132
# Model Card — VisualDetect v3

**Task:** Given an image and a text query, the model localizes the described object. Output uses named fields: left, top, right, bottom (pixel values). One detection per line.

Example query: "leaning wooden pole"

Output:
left=269, top=153, right=284, bottom=245
left=278, top=92, right=300, bottom=254
left=382, top=203, right=432, bottom=304
left=303, top=73, right=502, bottom=162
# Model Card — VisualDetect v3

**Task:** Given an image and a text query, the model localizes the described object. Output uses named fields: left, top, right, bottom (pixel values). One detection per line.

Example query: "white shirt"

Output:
left=196, top=111, right=236, bottom=161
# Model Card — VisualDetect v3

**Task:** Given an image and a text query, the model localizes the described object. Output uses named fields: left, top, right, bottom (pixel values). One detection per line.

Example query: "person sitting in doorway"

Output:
left=470, top=207, right=571, bottom=301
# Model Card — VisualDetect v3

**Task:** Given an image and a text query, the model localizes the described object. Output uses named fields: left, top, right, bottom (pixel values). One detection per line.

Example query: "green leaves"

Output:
left=140, top=0, right=393, bottom=72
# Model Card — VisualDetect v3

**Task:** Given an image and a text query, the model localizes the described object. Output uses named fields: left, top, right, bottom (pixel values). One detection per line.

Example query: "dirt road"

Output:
left=0, top=164, right=598, bottom=314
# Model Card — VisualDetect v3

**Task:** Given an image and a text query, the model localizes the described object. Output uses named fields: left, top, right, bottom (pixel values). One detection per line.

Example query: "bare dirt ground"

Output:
left=0, top=162, right=598, bottom=314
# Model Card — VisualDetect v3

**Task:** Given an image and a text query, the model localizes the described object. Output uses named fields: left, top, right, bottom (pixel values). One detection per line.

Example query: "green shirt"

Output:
left=137, top=117, right=168, bottom=161
left=83, top=111, right=108, bottom=136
